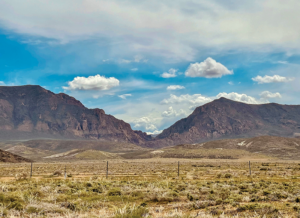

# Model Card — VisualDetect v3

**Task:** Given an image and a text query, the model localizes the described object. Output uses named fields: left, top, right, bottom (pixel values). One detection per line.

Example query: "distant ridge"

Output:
left=149, top=97, right=300, bottom=147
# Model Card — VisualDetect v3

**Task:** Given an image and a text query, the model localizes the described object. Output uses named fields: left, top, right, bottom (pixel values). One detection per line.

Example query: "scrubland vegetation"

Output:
left=1, top=160, right=300, bottom=217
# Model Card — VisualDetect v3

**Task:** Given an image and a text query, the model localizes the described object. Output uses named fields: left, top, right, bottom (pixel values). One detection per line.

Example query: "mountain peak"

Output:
left=0, top=85, right=147, bottom=144
left=155, top=98, right=300, bottom=147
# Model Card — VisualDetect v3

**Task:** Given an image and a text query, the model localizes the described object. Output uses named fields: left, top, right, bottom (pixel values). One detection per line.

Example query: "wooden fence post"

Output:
left=30, top=162, right=33, bottom=179
left=178, top=161, right=180, bottom=177
left=64, top=165, right=67, bottom=179
left=106, top=161, right=108, bottom=179
left=249, top=161, right=251, bottom=176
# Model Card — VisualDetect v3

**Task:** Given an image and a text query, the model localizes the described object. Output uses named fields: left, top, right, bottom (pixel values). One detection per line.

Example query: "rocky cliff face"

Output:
left=0, top=85, right=148, bottom=144
left=153, top=97, right=300, bottom=147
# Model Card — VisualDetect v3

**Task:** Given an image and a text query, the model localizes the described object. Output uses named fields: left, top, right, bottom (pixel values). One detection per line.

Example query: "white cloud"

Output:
left=161, top=92, right=268, bottom=111
left=118, top=94, right=132, bottom=99
left=2, top=1, right=300, bottom=61
left=161, top=68, right=178, bottom=78
left=162, top=106, right=187, bottom=117
left=252, top=75, right=294, bottom=84
left=216, top=92, right=266, bottom=104
left=161, top=94, right=212, bottom=105
left=119, top=55, right=147, bottom=64
left=0, top=81, right=5, bottom=85
left=133, top=117, right=158, bottom=131
left=167, top=85, right=185, bottom=90
left=259, top=91, right=282, bottom=99
left=131, top=68, right=138, bottom=71
left=146, top=130, right=163, bottom=135
left=228, top=81, right=234, bottom=85
left=63, top=74, right=119, bottom=90
left=185, top=57, right=233, bottom=78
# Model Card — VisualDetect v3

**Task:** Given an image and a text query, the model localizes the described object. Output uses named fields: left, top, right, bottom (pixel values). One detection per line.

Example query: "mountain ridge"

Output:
left=0, top=85, right=148, bottom=144
left=152, top=97, right=300, bottom=147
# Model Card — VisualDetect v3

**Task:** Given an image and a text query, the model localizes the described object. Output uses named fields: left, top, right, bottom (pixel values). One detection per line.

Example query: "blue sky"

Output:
left=1, top=0, right=300, bottom=134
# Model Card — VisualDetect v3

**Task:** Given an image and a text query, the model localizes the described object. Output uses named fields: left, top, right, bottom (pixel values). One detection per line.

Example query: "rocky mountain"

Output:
left=153, top=97, right=300, bottom=147
left=0, top=149, right=32, bottom=163
left=0, top=85, right=148, bottom=144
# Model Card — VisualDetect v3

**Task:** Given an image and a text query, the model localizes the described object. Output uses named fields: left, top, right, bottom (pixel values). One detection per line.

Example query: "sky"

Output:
left=0, top=0, right=300, bottom=134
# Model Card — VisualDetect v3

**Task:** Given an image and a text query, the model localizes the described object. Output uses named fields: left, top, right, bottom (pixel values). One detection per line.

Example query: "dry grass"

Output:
left=1, top=159, right=300, bottom=217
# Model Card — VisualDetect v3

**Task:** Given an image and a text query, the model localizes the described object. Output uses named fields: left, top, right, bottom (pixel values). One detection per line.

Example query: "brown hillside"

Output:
left=0, top=149, right=32, bottom=163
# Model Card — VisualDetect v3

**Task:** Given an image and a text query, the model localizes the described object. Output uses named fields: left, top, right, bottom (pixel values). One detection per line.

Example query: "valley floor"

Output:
left=1, top=159, right=300, bottom=217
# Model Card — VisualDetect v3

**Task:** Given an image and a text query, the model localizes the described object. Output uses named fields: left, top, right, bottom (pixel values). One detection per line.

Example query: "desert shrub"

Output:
left=108, top=188, right=122, bottom=196
left=237, top=203, right=259, bottom=212
left=131, top=190, right=144, bottom=198
left=295, top=197, right=300, bottom=203
left=193, top=200, right=216, bottom=209
left=293, top=205, right=300, bottom=211
left=26, top=206, right=41, bottom=214
left=7, top=201, right=24, bottom=211
left=263, top=190, right=271, bottom=196
left=15, top=173, right=28, bottom=181
left=53, top=171, right=63, bottom=176
left=168, top=191, right=179, bottom=198
left=85, top=182, right=92, bottom=188
left=224, top=173, right=232, bottom=178
left=91, top=186, right=103, bottom=193
left=61, top=202, right=76, bottom=211
left=114, top=205, right=148, bottom=218
left=215, top=198, right=223, bottom=205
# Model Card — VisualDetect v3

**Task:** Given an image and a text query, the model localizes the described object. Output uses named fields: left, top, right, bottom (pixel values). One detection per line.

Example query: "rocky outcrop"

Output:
left=0, top=85, right=147, bottom=144
left=153, top=97, right=300, bottom=147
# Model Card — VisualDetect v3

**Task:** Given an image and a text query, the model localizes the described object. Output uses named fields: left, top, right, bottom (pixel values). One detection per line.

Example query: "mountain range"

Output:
left=0, top=85, right=300, bottom=148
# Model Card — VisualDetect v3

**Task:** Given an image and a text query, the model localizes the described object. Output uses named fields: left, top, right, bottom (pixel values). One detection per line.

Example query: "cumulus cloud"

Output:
left=252, top=75, right=294, bottom=84
left=133, top=117, right=158, bottom=131
left=161, top=94, right=212, bottom=105
left=131, top=68, right=138, bottom=71
left=118, top=94, right=132, bottom=99
left=259, top=91, right=282, bottom=99
left=161, top=106, right=187, bottom=117
left=63, top=74, right=119, bottom=90
left=216, top=92, right=266, bottom=104
left=161, top=69, right=178, bottom=78
left=0, top=81, right=5, bottom=85
left=185, top=57, right=233, bottom=78
left=167, top=85, right=185, bottom=90
left=161, top=92, right=269, bottom=112
left=146, top=130, right=163, bottom=135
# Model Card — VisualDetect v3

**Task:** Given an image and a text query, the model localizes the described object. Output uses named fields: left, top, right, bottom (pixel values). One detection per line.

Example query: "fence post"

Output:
left=249, top=161, right=251, bottom=176
left=64, top=165, right=67, bottom=179
left=30, top=162, right=33, bottom=179
left=106, top=161, right=108, bottom=179
left=178, top=161, right=180, bottom=178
